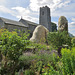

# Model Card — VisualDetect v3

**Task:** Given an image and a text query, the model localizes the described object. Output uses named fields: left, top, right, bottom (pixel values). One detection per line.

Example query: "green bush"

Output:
left=42, top=64, right=60, bottom=75
left=51, top=22, right=57, bottom=32
left=71, top=37, right=75, bottom=47
left=42, top=48, right=75, bottom=75
left=61, top=48, right=75, bottom=75
left=24, top=69, right=35, bottom=75
left=47, top=31, right=71, bottom=49
left=27, top=42, right=47, bottom=50
left=0, top=29, right=30, bottom=75
left=18, top=51, right=58, bottom=74
left=19, top=54, right=36, bottom=67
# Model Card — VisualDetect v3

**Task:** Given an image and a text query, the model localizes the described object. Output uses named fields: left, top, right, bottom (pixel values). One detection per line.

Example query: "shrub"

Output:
left=0, top=29, right=30, bottom=75
left=19, top=54, right=36, bottom=68
left=71, top=37, right=75, bottom=47
left=61, top=48, right=75, bottom=75
left=42, top=48, right=75, bottom=75
left=47, top=31, right=71, bottom=49
left=26, top=42, right=47, bottom=53
left=51, top=22, right=57, bottom=32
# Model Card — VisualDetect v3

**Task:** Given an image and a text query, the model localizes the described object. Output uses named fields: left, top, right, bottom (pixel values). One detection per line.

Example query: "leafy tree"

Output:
left=51, top=22, right=57, bottom=32
left=47, top=31, right=72, bottom=49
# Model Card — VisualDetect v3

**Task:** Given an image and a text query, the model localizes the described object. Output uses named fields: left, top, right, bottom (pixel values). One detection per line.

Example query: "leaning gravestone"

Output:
left=30, top=25, right=49, bottom=44
left=58, top=16, right=68, bottom=32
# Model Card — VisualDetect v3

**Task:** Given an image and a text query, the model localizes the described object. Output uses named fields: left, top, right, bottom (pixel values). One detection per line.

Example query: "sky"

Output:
left=0, top=0, right=75, bottom=36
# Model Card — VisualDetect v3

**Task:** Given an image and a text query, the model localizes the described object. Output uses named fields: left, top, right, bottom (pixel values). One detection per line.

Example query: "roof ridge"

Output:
left=21, top=18, right=39, bottom=25
left=0, top=17, right=28, bottom=27
left=0, top=17, right=19, bottom=22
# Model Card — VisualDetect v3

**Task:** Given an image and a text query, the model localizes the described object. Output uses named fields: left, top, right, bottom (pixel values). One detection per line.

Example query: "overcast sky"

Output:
left=0, top=0, right=75, bottom=36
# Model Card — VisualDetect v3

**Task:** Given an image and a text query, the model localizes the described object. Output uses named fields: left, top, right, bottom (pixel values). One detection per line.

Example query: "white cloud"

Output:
left=69, top=29, right=75, bottom=31
left=68, top=21, right=75, bottom=36
left=71, top=18, right=75, bottom=22
left=12, top=7, right=30, bottom=15
left=68, top=18, right=75, bottom=27
left=29, top=0, right=71, bottom=12
left=0, top=5, right=16, bottom=16
left=12, top=6, right=38, bottom=23
left=70, top=22, right=75, bottom=26
left=0, top=5, right=38, bottom=23
left=0, top=0, right=6, bottom=5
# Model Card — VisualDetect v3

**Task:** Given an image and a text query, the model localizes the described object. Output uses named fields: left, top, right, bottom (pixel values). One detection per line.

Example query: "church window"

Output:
left=42, top=11, right=44, bottom=15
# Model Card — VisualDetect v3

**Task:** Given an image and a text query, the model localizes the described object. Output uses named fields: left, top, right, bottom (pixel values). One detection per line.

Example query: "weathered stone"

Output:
left=58, top=16, right=68, bottom=32
left=30, top=25, right=49, bottom=44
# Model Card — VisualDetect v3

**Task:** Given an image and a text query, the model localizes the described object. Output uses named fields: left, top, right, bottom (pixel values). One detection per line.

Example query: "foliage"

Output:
left=23, top=69, right=35, bottom=75
left=0, top=29, right=30, bottom=75
left=18, top=51, right=58, bottom=74
left=51, top=22, right=57, bottom=32
left=47, top=31, right=72, bottom=49
left=19, top=54, right=36, bottom=68
left=0, top=29, right=29, bottom=60
left=26, top=42, right=47, bottom=51
left=0, top=29, right=74, bottom=75
left=61, top=48, right=75, bottom=75
left=41, top=48, right=75, bottom=75
left=71, top=37, right=75, bottom=47
left=42, top=64, right=60, bottom=75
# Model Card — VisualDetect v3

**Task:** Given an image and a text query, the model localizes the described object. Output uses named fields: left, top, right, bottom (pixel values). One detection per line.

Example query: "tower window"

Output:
left=42, top=11, right=44, bottom=15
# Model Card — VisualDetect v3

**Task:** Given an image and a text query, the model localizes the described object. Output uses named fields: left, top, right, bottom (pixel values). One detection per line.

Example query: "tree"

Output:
left=51, top=22, right=57, bottom=32
left=47, top=31, right=72, bottom=49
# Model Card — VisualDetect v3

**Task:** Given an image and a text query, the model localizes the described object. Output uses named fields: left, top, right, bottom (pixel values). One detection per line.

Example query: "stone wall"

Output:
left=0, top=19, right=5, bottom=28
left=19, top=19, right=38, bottom=37
left=28, top=24, right=37, bottom=32
left=5, top=24, right=28, bottom=32
left=28, top=24, right=37, bottom=37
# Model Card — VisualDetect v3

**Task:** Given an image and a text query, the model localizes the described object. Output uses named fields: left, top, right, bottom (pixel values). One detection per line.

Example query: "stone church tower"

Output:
left=39, top=6, right=51, bottom=31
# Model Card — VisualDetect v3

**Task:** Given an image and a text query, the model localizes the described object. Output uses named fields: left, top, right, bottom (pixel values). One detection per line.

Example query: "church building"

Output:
left=0, top=6, right=56, bottom=37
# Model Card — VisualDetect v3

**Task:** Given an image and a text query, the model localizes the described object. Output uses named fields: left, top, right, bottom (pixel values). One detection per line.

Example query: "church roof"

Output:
left=19, top=19, right=39, bottom=26
left=0, top=17, right=28, bottom=27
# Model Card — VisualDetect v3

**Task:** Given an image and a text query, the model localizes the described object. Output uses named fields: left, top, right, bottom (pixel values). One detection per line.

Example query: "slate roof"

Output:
left=0, top=17, right=28, bottom=27
left=20, top=19, right=39, bottom=26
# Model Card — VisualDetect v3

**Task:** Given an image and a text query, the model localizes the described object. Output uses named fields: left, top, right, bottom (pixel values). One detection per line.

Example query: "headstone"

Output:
left=58, top=16, right=68, bottom=32
left=30, top=25, right=49, bottom=44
